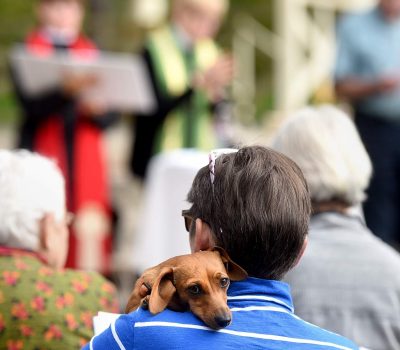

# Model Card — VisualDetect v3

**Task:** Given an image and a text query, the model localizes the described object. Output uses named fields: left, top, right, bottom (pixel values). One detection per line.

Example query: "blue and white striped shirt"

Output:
left=83, top=278, right=359, bottom=350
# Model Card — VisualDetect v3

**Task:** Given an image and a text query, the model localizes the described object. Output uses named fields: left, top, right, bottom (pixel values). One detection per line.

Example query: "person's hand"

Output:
left=194, top=54, right=234, bottom=102
left=73, top=204, right=110, bottom=240
left=375, top=76, right=400, bottom=93
left=62, top=73, right=98, bottom=97
left=78, top=99, right=107, bottom=117
left=206, top=54, right=234, bottom=88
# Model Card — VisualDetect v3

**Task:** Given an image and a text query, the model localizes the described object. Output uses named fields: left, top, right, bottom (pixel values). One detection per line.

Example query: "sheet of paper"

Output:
left=93, top=311, right=122, bottom=335
left=10, top=44, right=156, bottom=113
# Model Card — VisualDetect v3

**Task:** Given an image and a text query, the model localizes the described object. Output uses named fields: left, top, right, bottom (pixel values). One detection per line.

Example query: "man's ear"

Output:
left=192, top=219, right=214, bottom=252
left=293, top=236, right=308, bottom=268
left=39, top=213, right=55, bottom=251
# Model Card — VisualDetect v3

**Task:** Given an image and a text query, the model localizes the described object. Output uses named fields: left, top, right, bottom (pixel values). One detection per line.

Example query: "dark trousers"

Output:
left=355, top=112, right=400, bottom=247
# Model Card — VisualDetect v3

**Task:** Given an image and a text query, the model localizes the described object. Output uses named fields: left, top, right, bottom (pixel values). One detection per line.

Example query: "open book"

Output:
left=93, top=312, right=122, bottom=335
left=10, top=44, right=155, bottom=113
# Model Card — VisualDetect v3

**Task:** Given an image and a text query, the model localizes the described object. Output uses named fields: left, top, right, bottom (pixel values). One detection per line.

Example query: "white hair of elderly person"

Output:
left=272, top=105, right=400, bottom=350
left=0, top=149, right=67, bottom=268
left=273, top=105, right=372, bottom=207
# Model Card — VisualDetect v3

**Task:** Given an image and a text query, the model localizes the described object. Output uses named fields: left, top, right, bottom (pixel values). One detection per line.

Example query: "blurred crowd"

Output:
left=1, top=0, right=400, bottom=349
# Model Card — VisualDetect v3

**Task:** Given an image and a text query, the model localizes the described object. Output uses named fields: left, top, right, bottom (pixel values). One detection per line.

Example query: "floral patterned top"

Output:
left=0, top=246, right=120, bottom=350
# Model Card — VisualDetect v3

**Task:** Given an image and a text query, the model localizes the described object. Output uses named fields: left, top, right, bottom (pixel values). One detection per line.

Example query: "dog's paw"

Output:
left=139, top=282, right=152, bottom=297
left=140, top=295, right=150, bottom=310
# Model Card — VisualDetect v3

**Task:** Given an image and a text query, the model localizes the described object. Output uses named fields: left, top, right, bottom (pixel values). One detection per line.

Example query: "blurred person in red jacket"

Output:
left=10, top=0, right=118, bottom=274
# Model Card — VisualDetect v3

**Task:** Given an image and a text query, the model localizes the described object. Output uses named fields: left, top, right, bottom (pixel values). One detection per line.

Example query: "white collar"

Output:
left=172, top=23, right=194, bottom=52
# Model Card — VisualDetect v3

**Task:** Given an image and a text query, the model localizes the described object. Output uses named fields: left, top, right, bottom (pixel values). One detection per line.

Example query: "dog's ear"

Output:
left=148, top=266, right=176, bottom=314
left=125, top=281, right=152, bottom=314
left=212, top=246, right=248, bottom=281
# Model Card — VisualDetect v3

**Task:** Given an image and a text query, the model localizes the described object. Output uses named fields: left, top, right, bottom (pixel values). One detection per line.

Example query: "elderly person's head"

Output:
left=184, top=146, right=310, bottom=280
left=0, top=150, right=68, bottom=268
left=172, top=0, right=229, bottom=42
left=272, top=105, right=372, bottom=211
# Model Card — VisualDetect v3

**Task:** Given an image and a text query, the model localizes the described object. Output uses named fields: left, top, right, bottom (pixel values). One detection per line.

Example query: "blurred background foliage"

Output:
left=0, top=0, right=272, bottom=126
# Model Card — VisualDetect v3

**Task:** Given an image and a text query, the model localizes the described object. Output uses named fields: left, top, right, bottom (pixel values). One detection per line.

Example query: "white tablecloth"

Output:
left=131, top=149, right=209, bottom=272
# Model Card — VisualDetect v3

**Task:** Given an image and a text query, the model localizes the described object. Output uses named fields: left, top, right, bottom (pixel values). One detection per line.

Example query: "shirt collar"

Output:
left=0, top=245, right=48, bottom=264
left=311, top=211, right=367, bottom=231
left=172, top=23, right=194, bottom=52
left=228, top=277, right=294, bottom=313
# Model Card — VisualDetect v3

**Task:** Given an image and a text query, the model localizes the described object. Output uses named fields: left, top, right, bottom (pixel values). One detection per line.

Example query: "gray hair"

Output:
left=0, top=150, right=65, bottom=251
left=272, top=105, right=372, bottom=206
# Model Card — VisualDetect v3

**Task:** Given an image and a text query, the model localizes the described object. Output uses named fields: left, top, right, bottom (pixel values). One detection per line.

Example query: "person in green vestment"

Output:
left=130, top=0, right=234, bottom=179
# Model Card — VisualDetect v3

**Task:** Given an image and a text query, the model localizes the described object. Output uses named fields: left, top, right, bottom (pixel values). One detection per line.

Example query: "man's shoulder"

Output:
left=121, top=306, right=359, bottom=350
left=365, top=235, right=400, bottom=276
left=126, top=307, right=202, bottom=327
left=291, top=316, right=359, bottom=349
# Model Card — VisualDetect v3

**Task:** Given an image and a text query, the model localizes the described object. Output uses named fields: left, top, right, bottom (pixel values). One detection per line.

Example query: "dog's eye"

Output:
left=220, top=277, right=230, bottom=288
left=187, top=284, right=202, bottom=296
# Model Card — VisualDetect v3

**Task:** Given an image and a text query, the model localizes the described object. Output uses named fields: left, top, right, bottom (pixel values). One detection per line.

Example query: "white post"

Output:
left=233, top=18, right=256, bottom=125
left=273, top=0, right=291, bottom=111
left=273, top=0, right=376, bottom=111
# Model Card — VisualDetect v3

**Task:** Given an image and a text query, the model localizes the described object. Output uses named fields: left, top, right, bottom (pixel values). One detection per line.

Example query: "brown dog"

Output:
left=125, top=247, right=247, bottom=329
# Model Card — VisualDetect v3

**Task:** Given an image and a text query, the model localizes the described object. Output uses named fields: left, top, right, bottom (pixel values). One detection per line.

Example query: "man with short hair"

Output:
left=86, top=146, right=359, bottom=349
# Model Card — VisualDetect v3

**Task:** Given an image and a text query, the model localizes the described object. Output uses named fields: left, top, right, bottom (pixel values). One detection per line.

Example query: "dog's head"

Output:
left=146, top=247, right=247, bottom=329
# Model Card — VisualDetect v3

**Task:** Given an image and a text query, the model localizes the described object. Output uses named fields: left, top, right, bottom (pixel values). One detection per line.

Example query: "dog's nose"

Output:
left=214, top=315, right=231, bottom=328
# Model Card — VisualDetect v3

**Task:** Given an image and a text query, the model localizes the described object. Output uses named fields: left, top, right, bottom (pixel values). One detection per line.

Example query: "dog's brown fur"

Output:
left=125, top=247, right=247, bottom=329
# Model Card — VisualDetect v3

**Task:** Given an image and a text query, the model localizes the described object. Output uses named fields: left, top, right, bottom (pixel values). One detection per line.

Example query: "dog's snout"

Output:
left=214, top=314, right=231, bottom=328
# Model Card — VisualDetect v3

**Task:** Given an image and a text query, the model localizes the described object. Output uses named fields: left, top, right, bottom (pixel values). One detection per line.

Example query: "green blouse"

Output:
left=0, top=247, right=119, bottom=350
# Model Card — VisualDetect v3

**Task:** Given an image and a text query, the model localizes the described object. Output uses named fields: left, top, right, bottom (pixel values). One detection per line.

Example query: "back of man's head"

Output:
left=187, top=146, right=310, bottom=280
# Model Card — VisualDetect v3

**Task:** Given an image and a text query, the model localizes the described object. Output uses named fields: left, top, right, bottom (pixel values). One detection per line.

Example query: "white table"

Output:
left=131, top=149, right=209, bottom=272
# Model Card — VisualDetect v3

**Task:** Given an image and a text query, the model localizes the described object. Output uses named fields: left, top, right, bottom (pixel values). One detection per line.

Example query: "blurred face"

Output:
left=380, top=0, right=400, bottom=21
left=37, top=0, right=84, bottom=39
left=173, top=1, right=225, bottom=42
